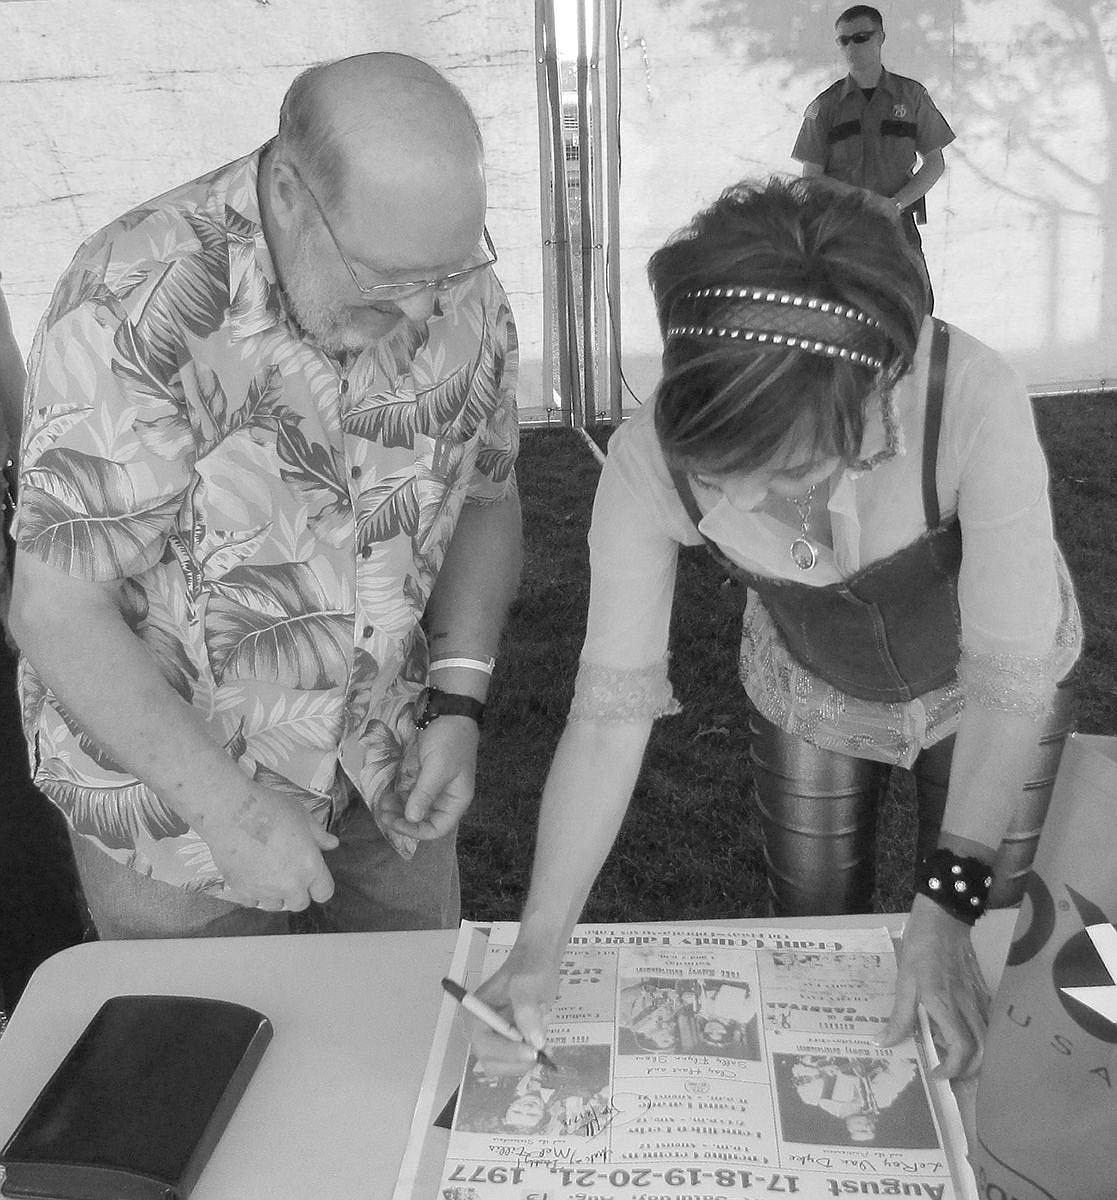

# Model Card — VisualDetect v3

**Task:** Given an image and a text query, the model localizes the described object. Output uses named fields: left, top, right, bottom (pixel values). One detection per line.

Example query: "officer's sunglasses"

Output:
left=836, top=30, right=879, bottom=46
left=289, top=161, right=497, bottom=301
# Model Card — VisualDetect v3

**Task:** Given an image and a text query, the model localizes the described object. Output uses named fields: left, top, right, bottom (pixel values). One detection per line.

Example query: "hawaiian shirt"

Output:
left=15, top=148, right=519, bottom=890
left=791, top=68, right=955, bottom=199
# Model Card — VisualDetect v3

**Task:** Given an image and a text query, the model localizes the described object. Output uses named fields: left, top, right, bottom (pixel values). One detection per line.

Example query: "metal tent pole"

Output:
left=533, top=0, right=560, bottom=423
left=601, top=0, right=622, bottom=422
left=576, top=0, right=597, bottom=428
left=539, top=0, right=583, bottom=426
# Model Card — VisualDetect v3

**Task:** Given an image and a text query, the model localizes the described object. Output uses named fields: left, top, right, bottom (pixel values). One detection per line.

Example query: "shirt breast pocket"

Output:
left=825, top=119, right=862, bottom=172
left=880, top=119, right=918, bottom=147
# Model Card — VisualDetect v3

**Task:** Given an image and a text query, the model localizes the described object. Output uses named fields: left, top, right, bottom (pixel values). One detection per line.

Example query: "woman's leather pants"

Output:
left=746, top=674, right=1077, bottom=915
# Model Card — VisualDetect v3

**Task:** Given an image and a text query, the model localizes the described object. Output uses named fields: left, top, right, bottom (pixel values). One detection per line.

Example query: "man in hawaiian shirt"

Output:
left=8, top=53, right=523, bottom=938
left=791, top=5, right=954, bottom=300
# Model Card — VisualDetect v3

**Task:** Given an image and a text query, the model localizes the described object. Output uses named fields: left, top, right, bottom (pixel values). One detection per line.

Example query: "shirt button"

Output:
left=361, top=546, right=372, bottom=559
left=339, top=379, right=349, bottom=394
left=350, top=465, right=361, bottom=479
left=362, top=625, right=374, bottom=640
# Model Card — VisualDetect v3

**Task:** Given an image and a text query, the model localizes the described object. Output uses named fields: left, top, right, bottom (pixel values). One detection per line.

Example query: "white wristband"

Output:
left=429, top=656, right=495, bottom=676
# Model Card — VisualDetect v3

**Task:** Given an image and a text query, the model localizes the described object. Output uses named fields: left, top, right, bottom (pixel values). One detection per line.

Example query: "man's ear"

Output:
left=266, top=155, right=304, bottom=232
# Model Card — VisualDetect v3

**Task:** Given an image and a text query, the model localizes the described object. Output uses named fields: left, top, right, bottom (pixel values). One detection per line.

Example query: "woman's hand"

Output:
left=468, top=946, right=563, bottom=1076
left=878, top=893, right=992, bottom=1079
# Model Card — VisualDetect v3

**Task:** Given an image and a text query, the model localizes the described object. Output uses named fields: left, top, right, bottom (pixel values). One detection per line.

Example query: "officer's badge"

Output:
left=893, top=104, right=908, bottom=118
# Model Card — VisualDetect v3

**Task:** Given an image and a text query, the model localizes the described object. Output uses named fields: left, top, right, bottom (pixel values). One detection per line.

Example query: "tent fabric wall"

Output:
left=0, top=0, right=544, bottom=407
left=611, top=0, right=1117, bottom=400
left=2, top=0, right=1114, bottom=408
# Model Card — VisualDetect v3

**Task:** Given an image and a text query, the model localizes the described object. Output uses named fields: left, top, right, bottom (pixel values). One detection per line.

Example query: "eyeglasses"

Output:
left=289, top=162, right=497, bottom=300
left=836, top=30, right=879, bottom=46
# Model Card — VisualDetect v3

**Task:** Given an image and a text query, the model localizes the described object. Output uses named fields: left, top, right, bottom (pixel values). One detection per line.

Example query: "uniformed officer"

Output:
left=791, top=5, right=954, bottom=305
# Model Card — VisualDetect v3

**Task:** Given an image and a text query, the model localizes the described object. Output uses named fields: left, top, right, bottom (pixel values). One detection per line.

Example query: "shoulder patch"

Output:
left=805, top=100, right=820, bottom=120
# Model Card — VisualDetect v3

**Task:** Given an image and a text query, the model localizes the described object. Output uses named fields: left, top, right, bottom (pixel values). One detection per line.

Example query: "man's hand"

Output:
left=469, top=949, right=561, bottom=1076
left=878, top=894, right=992, bottom=1079
left=378, top=715, right=479, bottom=839
left=203, top=785, right=338, bottom=911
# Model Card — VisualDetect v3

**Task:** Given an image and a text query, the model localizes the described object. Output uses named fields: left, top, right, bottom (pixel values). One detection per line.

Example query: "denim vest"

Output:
left=671, top=319, right=962, bottom=704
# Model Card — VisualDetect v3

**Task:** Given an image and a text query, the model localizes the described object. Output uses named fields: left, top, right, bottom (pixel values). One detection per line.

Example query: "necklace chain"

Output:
left=788, top=485, right=819, bottom=571
left=789, top=485, right=815, bottom=533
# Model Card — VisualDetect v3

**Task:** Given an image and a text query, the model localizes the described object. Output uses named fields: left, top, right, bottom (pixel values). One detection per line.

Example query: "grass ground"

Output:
left=462, top=396, right=1117, bottom=924
left=2, top=397, right=1114, bottom=1007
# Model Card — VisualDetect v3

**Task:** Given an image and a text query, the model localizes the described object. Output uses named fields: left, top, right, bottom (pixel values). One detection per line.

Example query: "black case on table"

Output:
left=0, top=994, right=272, bottom=1200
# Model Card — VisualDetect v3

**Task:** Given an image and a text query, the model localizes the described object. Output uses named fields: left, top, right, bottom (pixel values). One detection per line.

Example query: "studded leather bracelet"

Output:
left=915, top=848, right=994, bottom=926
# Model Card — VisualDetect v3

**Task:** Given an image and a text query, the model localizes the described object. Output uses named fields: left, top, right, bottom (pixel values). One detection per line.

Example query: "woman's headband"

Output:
left=665, top=286, right=887, bottom=371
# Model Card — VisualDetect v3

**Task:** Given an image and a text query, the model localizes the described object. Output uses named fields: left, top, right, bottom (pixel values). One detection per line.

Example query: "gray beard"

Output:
left=281, top=284, right=380, bottom=356
left=281, top=230, right=394, bottom=355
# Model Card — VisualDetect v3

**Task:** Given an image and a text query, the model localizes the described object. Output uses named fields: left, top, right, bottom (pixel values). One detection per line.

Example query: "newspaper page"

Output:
left=435, top=922, right=973, bottom=1200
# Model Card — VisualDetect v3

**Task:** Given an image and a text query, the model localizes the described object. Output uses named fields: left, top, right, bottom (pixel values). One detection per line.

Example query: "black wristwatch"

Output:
left=414, top=686, right=485, bottom=729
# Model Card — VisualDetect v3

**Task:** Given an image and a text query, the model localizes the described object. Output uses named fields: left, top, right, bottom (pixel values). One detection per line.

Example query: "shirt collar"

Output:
left=206, top=144, right=285, bottom=341
left=840, top=66, right=897, bottom=101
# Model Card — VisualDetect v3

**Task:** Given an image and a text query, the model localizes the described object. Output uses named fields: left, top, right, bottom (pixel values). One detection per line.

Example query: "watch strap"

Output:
left=416, top=687, right=485, bottom=729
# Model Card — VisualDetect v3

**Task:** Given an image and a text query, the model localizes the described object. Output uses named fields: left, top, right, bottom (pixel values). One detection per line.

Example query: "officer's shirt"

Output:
left=791, top=68, right=955, bottom=198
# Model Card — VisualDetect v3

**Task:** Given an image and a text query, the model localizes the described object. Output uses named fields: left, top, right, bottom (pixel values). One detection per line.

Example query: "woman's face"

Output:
left=503, top=1092, right=547, bottom=1129
left=633, top=1005, right=680, bottom=1049
left=702, top=1018, right=733, bottom=1045
left=514, top=1063, right=547, bottom=1094
left=690, top=451, right=842, bottom=512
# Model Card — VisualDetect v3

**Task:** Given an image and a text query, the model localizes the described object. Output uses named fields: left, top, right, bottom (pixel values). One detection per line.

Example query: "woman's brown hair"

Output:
left=650, top=177, right=929, bottom=475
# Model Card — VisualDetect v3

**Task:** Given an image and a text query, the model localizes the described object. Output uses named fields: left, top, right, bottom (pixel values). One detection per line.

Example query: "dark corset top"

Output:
left=670, top=319, right=962, bottom=704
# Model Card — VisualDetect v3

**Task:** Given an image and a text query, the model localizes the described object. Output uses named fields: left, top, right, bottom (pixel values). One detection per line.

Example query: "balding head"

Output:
left=277, top=53, right=484, bottom=222
left=261, top=54, right=490, bottom=354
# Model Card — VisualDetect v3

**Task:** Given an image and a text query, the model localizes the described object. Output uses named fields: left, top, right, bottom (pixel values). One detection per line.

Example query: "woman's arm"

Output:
left=882, top=337, right=1076, bottom=1078
left=881, top=703, right=1042, bottom=1077
left=938, top=702, right=1046, bottom=859
left=473, top=715, right=655, bottom=1066
left=471, top=413, right=686, bottom=1067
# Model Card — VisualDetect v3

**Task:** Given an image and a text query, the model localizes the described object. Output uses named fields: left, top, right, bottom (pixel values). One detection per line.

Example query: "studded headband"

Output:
left=666, top=286, right=887, bottom=371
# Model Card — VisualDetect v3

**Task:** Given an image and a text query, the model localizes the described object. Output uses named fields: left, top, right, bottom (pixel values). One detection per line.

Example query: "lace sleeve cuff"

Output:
left=958, top=557, right=1082, bottom=717
left=568, top=657, right=682, bottom=723
left=956, top=648, right=1062, bottom=718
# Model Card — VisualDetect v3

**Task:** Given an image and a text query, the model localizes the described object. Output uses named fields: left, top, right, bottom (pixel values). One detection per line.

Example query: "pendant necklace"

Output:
left=788, top=485, right=818, bottom=571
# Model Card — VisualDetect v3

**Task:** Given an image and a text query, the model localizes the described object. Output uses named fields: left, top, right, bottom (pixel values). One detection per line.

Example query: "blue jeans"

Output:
left=67, top=798, right=461, bottom=939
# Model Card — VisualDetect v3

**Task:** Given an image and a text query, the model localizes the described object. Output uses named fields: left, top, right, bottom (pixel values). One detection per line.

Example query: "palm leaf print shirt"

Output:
left=14, top=149, right=519, bottom=890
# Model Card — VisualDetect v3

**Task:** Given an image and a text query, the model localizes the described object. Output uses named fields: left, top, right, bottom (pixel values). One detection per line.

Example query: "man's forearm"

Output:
left=424, top=492, right=523, bottom=700
left=0, top=289, right=26, bottom=472
left=9, top=561, right=251, bottom=827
